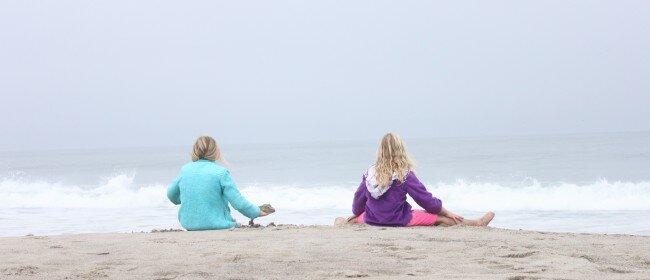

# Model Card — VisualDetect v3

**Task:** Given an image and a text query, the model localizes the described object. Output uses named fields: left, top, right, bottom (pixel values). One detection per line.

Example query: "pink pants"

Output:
left=357, top=210, right=438, bottom=226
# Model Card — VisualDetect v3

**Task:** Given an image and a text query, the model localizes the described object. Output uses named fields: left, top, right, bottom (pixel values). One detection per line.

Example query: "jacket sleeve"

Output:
left=405, top=172, right=442, bottom=214
left=167, top=174, right=182, bottom=205
left=352, top=177, right=367, bottom=216
left=221, top=170, right=261, bottom=219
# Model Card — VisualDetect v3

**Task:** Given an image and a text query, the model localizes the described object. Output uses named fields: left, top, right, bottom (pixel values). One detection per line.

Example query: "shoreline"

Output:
left=6, top=224, right=650, bottom=238
left=5, top=220, right=650, bottom=238
left=2, top=225, right=649, bottom=279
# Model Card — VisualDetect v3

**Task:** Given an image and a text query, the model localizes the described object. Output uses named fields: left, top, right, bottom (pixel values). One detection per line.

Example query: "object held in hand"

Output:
left=259, top=204, right=276, bottom=214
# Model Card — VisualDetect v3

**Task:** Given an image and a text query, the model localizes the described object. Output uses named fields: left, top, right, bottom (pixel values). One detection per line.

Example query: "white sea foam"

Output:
left=0, top=174, right=169, bottom=208
left=1, top=175, right=650, bottom=212
left=429, top=179, right=650, bottom=211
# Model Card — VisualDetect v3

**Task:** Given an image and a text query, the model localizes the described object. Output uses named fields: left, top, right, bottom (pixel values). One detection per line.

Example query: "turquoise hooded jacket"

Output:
left=167, top=159, right=260, bottom=230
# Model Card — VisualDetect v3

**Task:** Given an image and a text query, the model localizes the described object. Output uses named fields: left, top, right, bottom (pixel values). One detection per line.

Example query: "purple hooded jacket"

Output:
left=352, top=171, right=443, bottom=226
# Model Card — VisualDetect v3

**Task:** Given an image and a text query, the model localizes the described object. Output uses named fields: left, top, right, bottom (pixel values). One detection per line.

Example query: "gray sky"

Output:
left=1, top=1, right=649, bottom=150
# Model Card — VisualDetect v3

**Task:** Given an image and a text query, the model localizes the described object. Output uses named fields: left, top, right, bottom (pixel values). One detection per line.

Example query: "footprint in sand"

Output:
left=574, top=254, right=598, bottom=263
left=599, top=267, right=631, bottom=274
left=77, top=268, right=109, bottom=279
left=501, top=251, right=536, bottom=258
left=342, top=272, right=369, bottom=278
left=182, top=271, right=214, bottom=278
left=153, top=271, right=181, bottom=280
left=2, top=266, right=39, bottom=276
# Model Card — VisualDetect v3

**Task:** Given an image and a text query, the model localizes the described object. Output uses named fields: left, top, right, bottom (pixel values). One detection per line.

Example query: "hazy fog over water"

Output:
left=1, top=1, right=649, bottom=151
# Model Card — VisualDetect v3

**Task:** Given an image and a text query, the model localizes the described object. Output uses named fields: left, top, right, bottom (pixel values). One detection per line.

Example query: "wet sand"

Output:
left=1, top=225, right=649, bottom=279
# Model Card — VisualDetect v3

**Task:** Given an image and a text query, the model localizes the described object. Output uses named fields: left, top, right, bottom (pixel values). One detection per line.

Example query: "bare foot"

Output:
left=334, top=216, right=359, bottom=226
left=334, top=217, right=347, bottom=226
left=479, top=212, right=495, bottom=226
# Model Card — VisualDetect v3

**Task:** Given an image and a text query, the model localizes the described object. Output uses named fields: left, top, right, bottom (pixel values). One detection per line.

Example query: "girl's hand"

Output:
left=448, top=213, right=464, bottom=224
left=440, top=207, right=463, bottom=224
left=259, top=211, right=269, bottom=217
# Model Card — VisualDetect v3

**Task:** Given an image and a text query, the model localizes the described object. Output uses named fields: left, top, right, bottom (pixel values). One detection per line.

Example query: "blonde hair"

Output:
left=191, top=136, right=222, bottom=162
left=374, top=133, right=414, bottom=187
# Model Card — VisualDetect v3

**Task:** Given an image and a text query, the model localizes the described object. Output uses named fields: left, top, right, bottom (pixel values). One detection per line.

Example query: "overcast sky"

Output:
left=1, top=1, right=649, bottom=151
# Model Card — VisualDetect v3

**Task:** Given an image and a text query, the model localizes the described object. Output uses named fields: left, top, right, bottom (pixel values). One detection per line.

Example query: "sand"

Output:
left=1, top=225, right=649, bottom=279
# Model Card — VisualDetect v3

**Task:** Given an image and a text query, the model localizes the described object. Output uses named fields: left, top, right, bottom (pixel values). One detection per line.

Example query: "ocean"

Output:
left=1, top=131, right=649, bottom=236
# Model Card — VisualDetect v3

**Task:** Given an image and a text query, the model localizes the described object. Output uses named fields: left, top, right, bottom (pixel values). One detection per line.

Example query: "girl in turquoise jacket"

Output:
left=167, top=136, right=270, bottom=230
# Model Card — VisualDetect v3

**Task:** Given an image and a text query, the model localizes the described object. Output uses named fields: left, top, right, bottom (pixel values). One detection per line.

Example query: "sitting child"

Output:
left=167, top=136, right=271, bottom=230
left=338, top=133, right=494, bottom=227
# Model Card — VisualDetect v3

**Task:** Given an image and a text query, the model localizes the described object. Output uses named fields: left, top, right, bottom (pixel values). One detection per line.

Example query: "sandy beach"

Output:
left=1, top=225, right=649, bottom=280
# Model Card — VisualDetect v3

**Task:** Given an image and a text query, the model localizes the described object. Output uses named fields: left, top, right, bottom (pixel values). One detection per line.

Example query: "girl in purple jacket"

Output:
left=338, top=133, right=494, bottom=227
